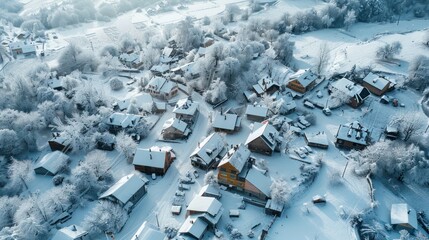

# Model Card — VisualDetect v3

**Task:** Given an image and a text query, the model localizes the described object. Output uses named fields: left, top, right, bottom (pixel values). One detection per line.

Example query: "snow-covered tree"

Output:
left=219, top=57, right=240, bottom=93
left=407, top=55, right=429, bottom=90
left=204, top=171, right=218, bottom=186
left=203, top=78, right=227, bottom=104
left=376, top=41, right=402, bottom=60
left=315, top=43, right=330, bottom=74
left=270, top=178, right=289, bottom=205
left=56, top=44, right=99, bottom=75
left=0, top=129, right=24, bottom=156
left=6, top=159, right=33, bottom=194
left=127, top=99, right=139, bottom=114
left=119, top=34, right=137, bottom=53
left=40, top=184, right=76, bottom=218
left=109, top=77, right=124, bottom=91
left=141, top=46, right=160, bottom=70
left=273, top=34, right=295, bottom=65
left=264, top=29, right=280, bottom=44
left=12, top=216, right=49, bottom=240
left=83, top=201, right=128, bottom=236
left=115, top=132, right=137, bottom=163
left=74, top=82, right=109, bottom=115
left=175, top=17, right=203, bottom=52
left=223, top=4, right=240, bottom=23
left=328, top=88, right=350, bottom=108
left=344, top=10, right=356, bottom=30
left=0, top=196, right=21, bottom=229
left=100, top=45, right=119, bottom=57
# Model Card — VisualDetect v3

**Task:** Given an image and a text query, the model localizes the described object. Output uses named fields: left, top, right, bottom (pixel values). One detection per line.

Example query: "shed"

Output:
left=304, top=132, right=329, bottom=149
left=48, top=132, right=71, bottom=152
left=34, top=151, right=69, bottom=176
left=229, top=209, right=240, bottom=217
left=131, top=221, right=167, bottom=240
left=245, top=105, right=269, bottom=122
left=391, top=203, right=418, bottom=231
left=265, top=199, right=284, bottom=217
left=52, top=225, right=88, bottom=240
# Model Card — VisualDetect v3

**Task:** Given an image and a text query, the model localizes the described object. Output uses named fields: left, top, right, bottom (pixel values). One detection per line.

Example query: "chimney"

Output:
left=109, top=117, right=113, bottom=123
left=224, top=115, right=227, bottom=120
left=71, top=225, right=77, bottom=231
left=150, top=154, right=152, bottom=159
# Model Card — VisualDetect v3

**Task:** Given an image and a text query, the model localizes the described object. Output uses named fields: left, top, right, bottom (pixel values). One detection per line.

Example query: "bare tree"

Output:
left=344, top=10, right=356, bottom=30
left=390, top=112, right=427, bottom=142
left=315, top=43, right=330, bottom=74
left=376, top=41, right=402, bottom=60
left=115, top=132, right=137, bottom=163
left=264, top=29, right=279, bottom=44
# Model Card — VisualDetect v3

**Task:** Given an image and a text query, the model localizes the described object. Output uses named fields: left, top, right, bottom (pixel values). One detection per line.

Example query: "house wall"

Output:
left=218, top=162, right=245, bottom=189
left=244, top=180, right=268, bottom=200
left=348, top=97, right=361, bottom=108
left=335, top=139, right=366, bottom=150
left=128, top=184, right=147, bottom=206
left=191, top=156, right=213, bottom=170
left=34, top=167, right=54, bottom=176
left=247, top=138, right=273, bottom=155
left=362, top=82, right=389, bottom=96
left=163, top=128, right=185, bottom=140
left=246, top=114, right=266, bottom=123
left=48, top=141, right=69, bottom=152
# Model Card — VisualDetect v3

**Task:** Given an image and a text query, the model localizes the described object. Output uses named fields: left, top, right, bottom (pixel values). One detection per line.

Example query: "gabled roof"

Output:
left=212, top=111, right=240, bottom=131
left=199, top=184, right=221, bottom=198
left=119, top=52, right=141, bottom=63
left=289, top=69, right=318, bottom=88
left=330, top=78, right=369, bottom=99
left=52, top=225, right=87, bottom=240
left=133, top=147, right=171, bottom=168
left=305, top=132, right=329, bottom=146
left=34, top=151, right=69, bottom=175
left=245, top=105, right=269, bottom=118
left=150, top=64, right=170, bottom=73
left=173, top=98, right=198, bottom=116
left=391, top=203, right=418, bottom=229
left=190, top=133, right=224, bottom=165
left=336, top=121, right=370, bottom=146
left=131, top=221, right=167, bottom=240
left=253, top=77, right=279, bottom=95
left=178, top=216, right=208, bottom=240
left=107, top=113, right=141, bottom=128
left=245, top=121, right=279, bottom=151
left=218, top=144, right=250, bottom=173
left=362, top=72, right=390, bottom=91
left=246, top=167, right=271, bottom=197
left=99, top=174, right=148, bottom=205
left=116, top=93, right=154, bottom=111
left=162, top=118, right=188, bottom=133
left=187, top=196, right=222, bottom=217
left=146, top=77, right=176, bottom=94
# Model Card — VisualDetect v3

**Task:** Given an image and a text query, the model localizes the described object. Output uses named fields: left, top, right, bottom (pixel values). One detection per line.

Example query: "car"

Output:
left=299, top=147, right=309, bottom=154
left=298, top=116, right=311, bottom=127
left=294, top=149, right=306, bottom=158
left=193, top=170, right=199, bottom=178
left=304, top=100, right=315, bottom=109
left=175, top=190, right=185, bottom=197
left=178, top=183, right=190, bottom=191
left=322, top=108, right=332, bottom=116
left=151, top=173, right=157, bottom=180
left=180, top=176, right=195, bottom=184
left=304, top=146, right=313, bottom=153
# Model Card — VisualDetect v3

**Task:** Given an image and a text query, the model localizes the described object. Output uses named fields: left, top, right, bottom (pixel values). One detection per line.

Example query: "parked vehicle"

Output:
left=323, top=108, right=332, bottom=116
left=294, top=149, right=306, bottom=158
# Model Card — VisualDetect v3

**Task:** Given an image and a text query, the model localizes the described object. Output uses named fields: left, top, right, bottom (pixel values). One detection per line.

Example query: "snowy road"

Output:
left=115, top=92, right=212, bottom=240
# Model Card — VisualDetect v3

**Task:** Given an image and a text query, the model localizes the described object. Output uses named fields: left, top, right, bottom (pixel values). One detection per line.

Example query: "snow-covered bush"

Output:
left=175, top=17, right=203, bottom=52
left=56, top=44, right=99, bottom=75
left=329, top=170, right=343, bottom=186
left=109, top=77, right=124, bottom=91
left=376, top=41, right=402, bottom=60
left=100, top=45, right=119, bottom=57
left=407, top=55, right=429, bottom=90
left=204, top=171, right=219, bottom=186
left=270, top=178, right=289, bottom=205
left=0, top=129, right=24, bottom=156
left=83, top=201, right=128, bottom=236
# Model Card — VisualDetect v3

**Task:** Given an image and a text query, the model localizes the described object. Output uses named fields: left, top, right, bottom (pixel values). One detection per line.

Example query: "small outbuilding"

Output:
left=48, top=132, right=71, bottom=152
left=131, top=221, right=167, bottom=240
left=133, top=146, right=175, bottom=176
left=265, top=199, right=284, bottom=217
left=52, top=225, right=88, bottom=240
left=34, top=151, right=69, bottom=176
left=304, top=132, right=329, bottom=149
left=391, top=203, right=418, bottom=232
left=245, top=105, right=269, bottom=122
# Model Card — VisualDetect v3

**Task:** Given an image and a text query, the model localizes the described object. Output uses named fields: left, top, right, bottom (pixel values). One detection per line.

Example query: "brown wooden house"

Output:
left=133, top=146, right=175, bottom=176
left=335, top=121, right=371, bottom=150
left=48, top=132, right=71, bottom=152
left=217, top=144, right=251, bottom=191
left=245, top=121, right=279, bottom=155
left=287, top=69, right=320, bottom=94
left=362, top=72, right=393, bottom=96
left=329, top=78, right=370, bottom=108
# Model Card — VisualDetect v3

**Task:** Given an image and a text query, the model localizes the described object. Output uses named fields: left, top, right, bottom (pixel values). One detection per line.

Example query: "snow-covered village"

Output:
left=1, top=0, right=429, bottom=239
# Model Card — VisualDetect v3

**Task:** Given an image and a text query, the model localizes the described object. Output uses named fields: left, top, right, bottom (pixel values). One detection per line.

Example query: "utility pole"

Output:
left=342, top=159, right=349, bottom=178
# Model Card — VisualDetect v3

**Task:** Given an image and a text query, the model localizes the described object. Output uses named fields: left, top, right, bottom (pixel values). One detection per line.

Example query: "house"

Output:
left=99, top=173, right=149, bottom=212
left=329, top=78, right=371, bottom=108
left=34, top=151, right=69, bottom=176
left=133, top=146, right=176, bottom=176
left=47, top=78, right=64, bottom=91
left=287, top=69, right=320, bottom=94
left=119, top=52, right=143, bottom=69
left=265, top=199, right=284, bottom=217
left=335, top=121, right=371, bottom=150
left=245, top=104, right=269, bottom=122
left=145, top=77, right=179, bottom=100
left=150, top=64, right=170, bottom=76
left=199, top=184, right=222, bottom=199
left=362, top=72, right=394, bottom=96
left=173, top=97, right=199, bottom=123
left=252, top=77, right=280, bottom=96
left=161, top=118, right=191, bottom=140
left=212, top=110, right=241, bottom=133
left=217, top=144, right=252, bottom=190
left=190, top=133, right=225, bottom=170
left=245, top=121, right=279, bottom=155
left=160, top=46, right=180, bottom=64
left=48, top=132, right=71, bottom=152
left=131, top=221, right=167, bottom=240
left=105, top=113, right=142, bottom=134
left=244, top=167, right=272, bottom=200
left=52, top=225, right=88, bottom=240
left=390, top=203, right=418, bottom=232
left=115, top=93, right=154, bottom=112
left=9, top=41, right=36, bottom=58
left=304, top=132, right=329, bottom=149
left=171, top=62, right=199, bottom=79
left=178, top=216, right=208, bottom=240
left=186, top=196, right=223, bottom=226
left=385, top=125, right=399, bottom=140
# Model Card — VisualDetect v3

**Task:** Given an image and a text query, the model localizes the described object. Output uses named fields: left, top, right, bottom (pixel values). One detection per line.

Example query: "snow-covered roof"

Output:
left=363, top=72, right=390, bottom=91
left=150, top=64, right=170, bottom=73
left=245, top=168, right=271, bottom=197
left=212, top=111, right=240, bottom=131
left=178, top=216, right=208, bottom=240
left=253, top=77, right=279, bottom=95
left=116, top=93, right=154, bottom=111
left=47, top=78, right=63, bottom=90
left=133, top=147, right=171, bottom=168
left=162, top=118, right=188, bottom=133
left=218, top=144, right=250, bottom=173
left=199, top=184, right=221, bottom=198
left=34, top=151, right=69, bottom=175
left=162, top=47, right=174, bottom=57
left=305, top=132, right=329, bottom=146
left=99, top=173, right=148, bottom=205
left=336, top=121, right=370, bottom=146
left=119, top=52, right=141, bottom=63
left=289, top=69, right=318, bottom=88
left=171, top=62, right=198, bottom=75
left=107, top=113, right=141, bottom=128
left=245, top=105, right=269, bottom=118
left=190, top=133, right=225, bottom=165
left=52, top=225, right=87, bottom=240
left=173, top=98, right=198, bottom=116
left=245, top=121, right=279, bottom=151
left=131, top=221, right=167, bottom=240
left=330, top=78, right=368, bottom=98
left=187, top=196, right=222, bottom=216
left=147, top=77, right=177, bottom=94
left=390, top=203, right=418, bottom=229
